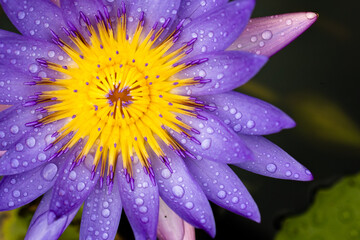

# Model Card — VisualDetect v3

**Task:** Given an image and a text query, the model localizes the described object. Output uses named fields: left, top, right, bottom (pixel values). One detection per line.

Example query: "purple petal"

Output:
left=123, top=0, right=181, bottom=37
left=199, top=91, right=296, bottom=135
left=0, top=148, right=70, bottom=211
left=152, top=145, right=216, bottom=237
left=174, top=51, right=267, bottom=96
left=185, top=158, right=260, bottom=222
left=60, top=0, right=104, bottom=30
left=157, top=198, right=185, bottom=240
left=0, top=29, right=20, bottom=38
left=176, top=0, right=228, bottom=21
left=116, top=156, right=159, bottom=240
left=0, top=0, right=68, bottom=41
left=228, top=12, right=318, bottom=57
left=0, top=36, right=69, bottom=77
left=172, top=0, right=254, bottom=56
left=80, top=180, right=122, bottom=240
left=0, top=105, right=68, bottom=175
left=234, top=135, right=313, bottom=181
left=0, top=65, right=52, bottom=104
left=169, top=111, right=253, bottom=164
left=49, top=152, right=99, bottom=218
left=25, top=190, right=80, bottom=240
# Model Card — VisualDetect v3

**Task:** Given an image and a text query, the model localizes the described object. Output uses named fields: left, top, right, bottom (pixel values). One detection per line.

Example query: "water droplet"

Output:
left=285, top=170, right=292, bottom=177
left=10, top=125, right=19, bottom=134
left=261, top=30, right=273, bottom=40
left=101, top=209, right=110, bottom=218
left=17, top=11, right=25, bottom=20
left=231, top=197, right=239, bottom=203
left=139, top=206, right=148, bottom=213
left=102, top=233, right=109, bottom=240
left=37, top=153, right=46, bottom=161
left=141, top=216, right=149, bottom=223
left=266, top=163, right=277, bottom=173
left=185, top=202, right=194, bottom=209
left=26, top=137, right=36, bottom=148
left=161, top=169, right=171, bottom=179
left=77, top=182, right=85, bottom=191
left=201, top=138, right=212, bottom=150
left=250, top=36, right=257, bottom=42
left=68, top=171, right=77, bottom=180
left=135, top=198, right=144, bottom=206
left=240, top=203, right=246, bottom=209
left=11, top=159, right=19, bottom=168
left=305, top=169, right=312, bottom=175
left=246, top=120, right=255, bottom=129
left=8, top=201, right=14, bottom=207
left=306, top=12, right=317, bottom=20
left=47, top=51, right=55, bottom=58
left=286, top=19, right=292, bottom=25
left=206, top=127, right=214, bottom=134
left=233, top=124, right=242, bottom=132
left=172, top=185, right=184, bottom=198
left=217, top=190, right=226, bottom=199
left=29, top=64, right=38, bottom=73
left=12, top=190, right=20, bottom=198
left=15, top=143, right=24, bottom=152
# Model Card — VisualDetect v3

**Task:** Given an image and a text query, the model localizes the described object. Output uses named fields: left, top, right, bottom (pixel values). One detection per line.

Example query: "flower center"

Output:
left=24, top=5, right=210, bottom=190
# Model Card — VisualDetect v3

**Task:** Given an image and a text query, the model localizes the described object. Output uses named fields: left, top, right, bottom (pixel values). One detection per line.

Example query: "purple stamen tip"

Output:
left=177, top=19, right=186, bottom=30
left=187, top=38, right=197, bottom=46
left=43, top=143, right=54, bottom=151
left=23, top=101, right=37, bottom=107
left=191, top=128, right=200, bottom=134
left=130, top=177, right=135, bottom=191
left=121, top=1, right=126, bottom=14
left=162, top=17, right=171, bottom=29
left=196, top=114, right=208, bottom=121
left=100, top=177, right=104, bottom=188
left=191, top=136, right=201, bottom=145
left=139, top=11, right=145, bottom=22
left=152, top=22, right=158, bottom=30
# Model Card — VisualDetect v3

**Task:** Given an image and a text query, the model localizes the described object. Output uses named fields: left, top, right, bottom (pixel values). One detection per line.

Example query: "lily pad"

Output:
left=276, top=172, right=360, bottom=240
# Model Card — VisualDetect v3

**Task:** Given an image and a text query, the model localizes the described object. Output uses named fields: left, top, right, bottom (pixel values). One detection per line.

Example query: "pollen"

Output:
left=24, top=5, right=210, bottom=190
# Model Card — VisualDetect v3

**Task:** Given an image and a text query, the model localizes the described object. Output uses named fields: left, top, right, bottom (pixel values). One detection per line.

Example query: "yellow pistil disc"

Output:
left=34, top=10, right=203, bottom=184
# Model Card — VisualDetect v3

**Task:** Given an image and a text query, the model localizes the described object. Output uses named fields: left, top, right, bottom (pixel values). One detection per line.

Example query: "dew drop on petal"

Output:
left=246, top=120, right=255, bottom=129
left=217, top=190, right=226, bottom=199
left=172, top=185, right=185, bottom=198
left=11, top=159, right=19, bottom=168
left=41, top=163, right=58, bottom=181
left=161, top=169, right=171, bottom=179
left=185, top=202, right=194, bottom=209
left=68, top=171, right=77, bottom=180
left=266, top=163, right=277, bottom=173
left=17, top=11, right=25, bottom=20
left=26, top=137, right=36, bottom=148
left=10, top=125, right=19, bottom=134
left=135, top=198, right=144, bottom=206
left=201, top=138, right=212, bottom=150
left=12, top=190, right=20, bottom=198
left=101, top=209, right=110, bottom=218
left=77, top=182, right=86, bottom=191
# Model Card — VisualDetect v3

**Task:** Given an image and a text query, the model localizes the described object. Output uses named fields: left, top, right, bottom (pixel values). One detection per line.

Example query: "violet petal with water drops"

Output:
left=228, top=12, right=318, bottom=56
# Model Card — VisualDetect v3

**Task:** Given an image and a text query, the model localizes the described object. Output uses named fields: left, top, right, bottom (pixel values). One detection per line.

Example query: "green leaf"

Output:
left=0, top=208, right=31, bottom=240
left=276, top=172, right=360, bottom=240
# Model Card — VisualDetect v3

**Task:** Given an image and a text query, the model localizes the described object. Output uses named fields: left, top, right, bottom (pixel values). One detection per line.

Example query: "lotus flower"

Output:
left=0, top=0, right=317, bottom=239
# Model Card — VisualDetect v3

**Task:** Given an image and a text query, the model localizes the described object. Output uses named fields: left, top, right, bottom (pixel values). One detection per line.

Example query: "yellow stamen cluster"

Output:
left=33, top=10, right=203, bottom=184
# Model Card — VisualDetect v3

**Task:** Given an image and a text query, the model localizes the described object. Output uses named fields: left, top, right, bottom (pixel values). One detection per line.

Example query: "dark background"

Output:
left=1, top=0, right=359, bottom=239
